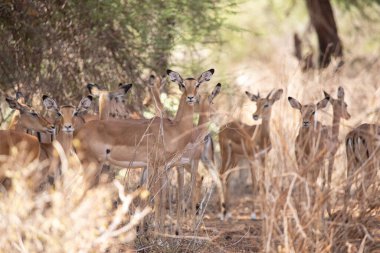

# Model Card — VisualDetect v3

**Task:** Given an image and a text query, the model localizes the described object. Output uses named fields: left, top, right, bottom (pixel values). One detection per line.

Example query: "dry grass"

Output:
left=1, top=8, right=380, bottom=250
left=1, top=60, right=380, bottom=252
left=0, top=145, right=150, bottom=253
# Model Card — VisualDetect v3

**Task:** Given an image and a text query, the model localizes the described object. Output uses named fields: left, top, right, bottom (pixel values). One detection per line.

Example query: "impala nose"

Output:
left=303, top=121, right=310, bottom=127
left=63, top=124, right=74, bottom=132
left=47, top=125, right=55, bottom=133
left=187, top=96, right=195, bottom=103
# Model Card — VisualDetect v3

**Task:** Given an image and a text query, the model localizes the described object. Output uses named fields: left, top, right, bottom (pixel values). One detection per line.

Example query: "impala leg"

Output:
left=326, top=155, right=334, bottom=217
left=176, top=166, right=184, bottom=235
left=159, top=166, right=168, bottom=234
left=150, top=165, right=161, bottom=233
left=344, top=153, right=356, bottom=218
left=190, top=159, right=200, bottom=217
left=249, top=162, right=258, bottom=220
left=221, top=172, right=232, bottom=220
left=219, top=145, right=233, bottom=220
left=75, top=156, right=102, bottom=206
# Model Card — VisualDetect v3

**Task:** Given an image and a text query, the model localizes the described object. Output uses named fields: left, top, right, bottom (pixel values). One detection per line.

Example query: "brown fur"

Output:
left=75, top=69, right=214, bottom=232
left=219, top=89, right=283, bottom=218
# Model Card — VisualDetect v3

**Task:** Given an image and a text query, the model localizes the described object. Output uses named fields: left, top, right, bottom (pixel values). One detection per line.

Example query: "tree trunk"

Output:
left=305, top=0, right=343, bottom=68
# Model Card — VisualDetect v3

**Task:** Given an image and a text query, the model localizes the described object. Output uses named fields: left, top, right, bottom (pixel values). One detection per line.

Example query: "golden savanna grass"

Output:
left=1, top=2, right=380, bottom=252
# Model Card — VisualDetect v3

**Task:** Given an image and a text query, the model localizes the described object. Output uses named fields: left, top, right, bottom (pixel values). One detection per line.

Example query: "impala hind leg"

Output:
left=219, top=171, right=233, bottom=220
left=219, top=146, right=234, bottom=220
left=149, top=164, right=165, bottom=233
left=189, top=159, right=200, bottom=219
left=176, top=166, right=185, bottom=235
left=249, top=163, right=258, bottom=220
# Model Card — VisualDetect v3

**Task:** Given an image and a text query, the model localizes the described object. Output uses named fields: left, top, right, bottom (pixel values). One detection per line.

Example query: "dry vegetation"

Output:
left=1, top=2, right=380, bottom=253
left=1, top=59, right=378, bottom=252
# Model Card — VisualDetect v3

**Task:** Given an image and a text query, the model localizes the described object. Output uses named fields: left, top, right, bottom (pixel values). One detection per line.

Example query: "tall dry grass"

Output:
left=0, top=142, right=150, bottom=253
left=206, top=50, right=380, bottom=252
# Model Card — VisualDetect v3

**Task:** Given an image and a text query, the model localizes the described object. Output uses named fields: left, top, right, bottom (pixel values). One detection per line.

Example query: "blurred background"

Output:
left=0, top=0, right=379, bottom=121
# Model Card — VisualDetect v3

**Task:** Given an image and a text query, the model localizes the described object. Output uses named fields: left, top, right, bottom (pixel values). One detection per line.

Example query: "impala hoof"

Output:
left=218, top=212, right=232, bottom=221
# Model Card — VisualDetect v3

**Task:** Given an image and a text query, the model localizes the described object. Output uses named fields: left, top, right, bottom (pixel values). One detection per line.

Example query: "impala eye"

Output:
left=264, top=104, right=269, bottom=108
left=31, top=112, right=38, bottom=117
left=312, top=111, right=316, bottom=115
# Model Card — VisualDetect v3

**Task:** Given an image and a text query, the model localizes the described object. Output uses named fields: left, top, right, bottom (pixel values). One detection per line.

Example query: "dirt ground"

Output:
left=132, top=168, right=264, bottom=253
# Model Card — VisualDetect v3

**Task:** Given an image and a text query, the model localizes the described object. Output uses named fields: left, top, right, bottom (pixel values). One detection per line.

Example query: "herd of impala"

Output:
left=0, top=68, right=378, bottom=233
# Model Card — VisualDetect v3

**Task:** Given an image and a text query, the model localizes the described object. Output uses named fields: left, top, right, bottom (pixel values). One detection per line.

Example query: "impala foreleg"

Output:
left=176, top=166, right=184, bottom=235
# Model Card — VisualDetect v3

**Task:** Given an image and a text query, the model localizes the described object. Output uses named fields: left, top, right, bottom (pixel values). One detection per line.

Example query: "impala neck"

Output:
left=8, top=111, right=20, bottom=130
left=253, top=114, right=271, bottom=143
left=332, top=111, right=341, bottom=139
left=152, top=88, right=166, bottom=117
left=174, top=93, right=187, bottom=122
left=99, top=93, right=109, bottom=120
left=196, top=103, right=211, bottom=136
left=57, top=132, right=73, bottom=155
left=14, top=124, right=25, bottom=132
left=174, top=93, right=194, bottom=132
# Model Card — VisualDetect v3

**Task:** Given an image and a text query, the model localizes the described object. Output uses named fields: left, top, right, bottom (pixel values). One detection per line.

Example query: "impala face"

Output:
left=196, top=83, right=222, bottom=115
left=43, top=95, right=93, bottom=133
left=288, top=96, right=329, bottom=128
left=167, top=69, right=215, bottom=105
left=245, top=89, right=284, bottom=121
left=323, top=86, right=351, bottom=120
left=6, top=97, right=55, bottom=133
left=87, top=83, right=133, bottom=100
left=143, top=74, right=167, bottom=107
left=87, top=83, right=132, bottom=119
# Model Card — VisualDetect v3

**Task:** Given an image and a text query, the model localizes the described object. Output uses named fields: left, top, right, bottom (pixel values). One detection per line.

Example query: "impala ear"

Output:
left=6, top=97, right=22, bottom=111
left=288, top=97, right=302, bottom=110
left=197, top=69, right=215, bottom=85
left=160, top=75, right=168, bottom=90
left=270, top=89, right=283, bottom=102
left=118, top=83, right=133, bottom=94
left=79, top=96, right=93, bottom=110
left=110, top=83, right=132, bottom=99
left=337, top=86, right=345, bottom=100
left=87, top=83, right=101, bottom=97
left=75, top=95, right=93, bottom=115
left=167, top=69, right=183, bottom=84
left=316, top=97, right=329, bottom=110
left=16, top=92, right=25, bottom=104
left=245, top=91, right=259, bottom=102
left=42, top=95, right=59, bottom=111
left=209, top=83, right=221, bottom=102
left=148, top=75, right=156, bottom=87
left=323, top=90, right=331, bottom=100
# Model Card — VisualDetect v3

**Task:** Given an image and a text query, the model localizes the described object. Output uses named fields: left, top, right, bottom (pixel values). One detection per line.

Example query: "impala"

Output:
left=322, top=87, right=350, bottom=196
left=171, top=83, right=220, bottom=233
left=0, top=96, right=55, bottom=189
left=143, top=73, right=219, bottom=219
left=5, top=95, right=94, bottom=191
left=41, top=95, right=94, bottom=155
left=74, top=69, right=214, bottom=231
left=345, top=107, right=379, bottom=214
left=87, top=83, right=133, bottom=120
left=219, top=89, right=283, bottom=220
left=8, top=91, right=28, bottom=130
left=143, top=74, right=168, bottom=118
left=288, top=94, right=334, bottom=209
